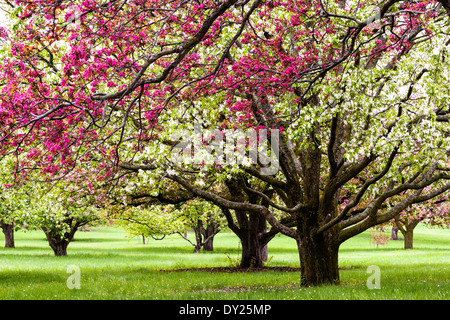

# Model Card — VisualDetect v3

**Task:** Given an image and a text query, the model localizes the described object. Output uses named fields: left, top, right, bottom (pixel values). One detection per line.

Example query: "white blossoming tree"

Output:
left=24, top=182, right=101, bottom=256
left=0, top=156, right=32, bottom=248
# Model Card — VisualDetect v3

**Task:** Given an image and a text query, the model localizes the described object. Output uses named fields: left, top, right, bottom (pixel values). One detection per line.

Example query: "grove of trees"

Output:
left=1, top=0, right=450, bottom=287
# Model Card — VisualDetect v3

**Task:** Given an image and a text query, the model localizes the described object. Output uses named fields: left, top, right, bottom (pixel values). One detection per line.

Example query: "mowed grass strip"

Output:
left=0, top=225, right=448, bottom=299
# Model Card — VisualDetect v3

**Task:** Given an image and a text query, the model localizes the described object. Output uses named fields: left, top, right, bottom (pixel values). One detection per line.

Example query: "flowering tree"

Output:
left=115, top=204, right=184, bottom=244
left=114, top=164, right=280, bottom=263
left=115, top=200, right=224, bottom=252
left=176, top=199, right=225, bottom=253
left=22, top=179, right=101, bottom=256
left=2, top=0, right=450, bottom=286
left=0, top=159, right=29, bottom=248
left=370, top=226, right=390, bottom=248
left=394, top=192, right=450, bottom=249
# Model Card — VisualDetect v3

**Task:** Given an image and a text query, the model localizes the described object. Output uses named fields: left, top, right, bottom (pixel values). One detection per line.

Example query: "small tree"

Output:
left=370, top=226, right=390, bottom=248
left=0, top=184, right=19, bottom=248
left=116, top=199, right=225, bottom=253
left=0, top=158, right=30, bottom=248
left=394, top=193, right=450, bottom=249
left=25, top=184, right=100, bottom=256
left=116, top=204, right=183, bottom=244
left=178, top=200, right=225, bottom=253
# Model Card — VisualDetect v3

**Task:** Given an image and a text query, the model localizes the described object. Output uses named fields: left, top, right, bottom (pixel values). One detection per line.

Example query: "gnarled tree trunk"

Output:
left=239, top=212, right=269, bottom=268
left=222, top=206, right=275, bottom=269
left=0, top=221, right=15, bottom=248
left=296, top=212, right=340, bottom=286
left=222, top=180, right=277, bottom=269
left=43, top=228, right=70, bottom=256
left=201, top=223, right=216, bottom=251
left=396, top=220, right=420, bottom=250
left=42, top=222, right=81, bottom=256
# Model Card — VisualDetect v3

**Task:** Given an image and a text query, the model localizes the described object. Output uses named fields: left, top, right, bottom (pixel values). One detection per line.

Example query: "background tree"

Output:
left=0, top=157, right=30, bottom=248
left=0, top=183, right=22, bottom=248
left=394, top=191, right=450, bottom=249
left=219, top=178, right=283, bottom=268
left=24, top=182, right=100, bottom=256
left=116, top=204, right=184, bottom=245
left=178, top=199, right=225, bottom=253
left=116, top=197, right=225, bottom=252
left=370, top=226, right=390, bottom=248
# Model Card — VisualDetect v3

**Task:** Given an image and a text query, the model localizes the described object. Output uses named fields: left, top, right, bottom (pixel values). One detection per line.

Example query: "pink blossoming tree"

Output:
left=394, top=191, right=450, bottom=249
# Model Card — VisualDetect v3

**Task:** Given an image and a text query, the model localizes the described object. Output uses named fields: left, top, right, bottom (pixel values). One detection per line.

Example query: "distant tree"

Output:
left=370, top=226, right=390, bottom=248
left=116, top=199, right=225, bottom=253
left=394, top=193, right=450, bottom=249
left=0, top=158, right=29, bottom=248
left=25, top=183, right=100, bottom=256
left=178, top=200, right=224, bottom=253
left=391, top=225, right=400, bottom=240
left=115, top=204, right=184, bottom=244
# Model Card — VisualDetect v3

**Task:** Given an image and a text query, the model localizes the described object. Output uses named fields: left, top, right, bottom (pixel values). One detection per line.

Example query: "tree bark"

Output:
left=42, top=224, right=79, bottom=256
left=296, top=236, right=340, bottom=286
left=296, top=213, right=340, bottom=286
left=391, top=226, right=399, bottom=240
left=201, top=223, right=216, bottom=251
left=403, top=229, right=414, bottom=249
left=45, top=231, right=69, bottom=256
left=193, top=220, right=203, bottom=253
left=396, top=220, right=419, bottom=250
left=1, top=221, right=15, bottom=248
left=237, top=212, right=270, bottom=268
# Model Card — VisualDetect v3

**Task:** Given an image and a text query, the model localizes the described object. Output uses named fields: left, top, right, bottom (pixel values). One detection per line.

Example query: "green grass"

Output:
left=0, top=225, right=449, bottom=299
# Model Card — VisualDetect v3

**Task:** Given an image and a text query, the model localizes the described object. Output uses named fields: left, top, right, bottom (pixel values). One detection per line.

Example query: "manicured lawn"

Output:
left=0, top=225, right=449, bottom=299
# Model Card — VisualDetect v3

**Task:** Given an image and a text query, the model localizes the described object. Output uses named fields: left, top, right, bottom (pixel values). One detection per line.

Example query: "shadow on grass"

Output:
left=0, top=269, right=68, bottom=284
left=339, top=246, right=450, bottom=253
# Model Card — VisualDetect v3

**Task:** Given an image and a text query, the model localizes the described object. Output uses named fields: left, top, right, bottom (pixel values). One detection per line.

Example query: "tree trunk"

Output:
left=295, top=206, right=340, bottom=286
left=396, top=220, right=419, bottom=250
left=202, top=237, right=213, bottom=251
left=261, top=243, right=268, bottom=262
left=404, top=229, right=414, bottom=249
left=193, top=221, right=203, bottom=253
left=239, top=212, right=268, bottom=268
left=1, top=221, right=15, bottom=248
left=222, top=180, right=274, bottom=269
left=194, top=228, right=202, bottom=253
left=296, top=231, right=340, bottom=286
left=240, top=235, right=265, bottom=268
left=201, top=223, right=216, bottom=252
left=47, top=236, right=69, bottom=256
left=222, top=206, right=272, bottom=269
left=391, top=226, right=399, bottom=240
left=42, top=227, right=71, bottom=256
left=193, top=243, right=202, bottom=253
